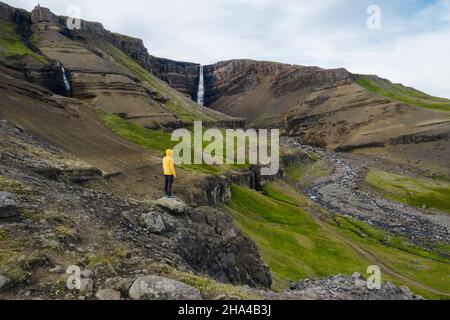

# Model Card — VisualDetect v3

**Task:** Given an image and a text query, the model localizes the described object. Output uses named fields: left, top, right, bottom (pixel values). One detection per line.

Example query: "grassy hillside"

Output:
left=366, top=168, right=450, bottom=214
left=95, top=108, right=251, bottom=174
left=226, top=166, right=450, bottom=298
left=355, top=74, right=450, bottom=112
left=227, top=184, right=371, bottom=290
left=95, top=108, right=221, bottom=174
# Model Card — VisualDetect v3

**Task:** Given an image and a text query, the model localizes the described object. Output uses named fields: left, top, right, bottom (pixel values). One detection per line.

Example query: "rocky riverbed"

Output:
left=300, top=145, right=450, bottom=249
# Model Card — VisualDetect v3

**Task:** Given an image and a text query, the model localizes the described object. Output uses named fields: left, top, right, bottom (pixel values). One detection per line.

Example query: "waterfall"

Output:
left=60, top=65, right=71, bottom=96
left=197, top=65, right=205, bottom=106
left=250, top=170, right=256, bottom=190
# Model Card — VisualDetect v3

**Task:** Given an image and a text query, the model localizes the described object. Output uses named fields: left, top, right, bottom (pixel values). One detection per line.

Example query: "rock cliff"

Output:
left=0, top=3, right=236, bottom=129
left=200, top=59, right=450, bottom=175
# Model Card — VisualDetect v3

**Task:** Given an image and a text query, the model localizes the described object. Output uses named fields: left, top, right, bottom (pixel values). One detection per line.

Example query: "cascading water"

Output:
left=61, top=66, right=71, bottom=96
left=197, top=65, right=205, bottom=106
left=250, top=171, right=256, bottom=190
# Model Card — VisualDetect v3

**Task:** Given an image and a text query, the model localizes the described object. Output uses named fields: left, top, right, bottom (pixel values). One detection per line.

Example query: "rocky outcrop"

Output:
left=204, top=59, right=262, bottom=106
left=178, top=206, right=272, bottom=288
left=190, top=149, right=310, bottom=205
left=258, top=273, right=423, bottom=300
left=139, top=212, right=166, bottom=234
left=0, top=2, right=29, bottom=26
left=0, top=120, right=272, bottom=291
left=27, top=60, right=72, bottom=97
left=195, top=175, right=233, bottom=205
left=272, top=66, right=353, bottom=96
left=60, top=13, right=201, bottom=100
left=107, top=42, right=200, bottom=101
left=389, top=130, right=450, bottom=145
left=30, top=5, right=58, bottom=24
left=0, top=192, right=19, bottom=219
left=146, top=57, right=200, bottom=100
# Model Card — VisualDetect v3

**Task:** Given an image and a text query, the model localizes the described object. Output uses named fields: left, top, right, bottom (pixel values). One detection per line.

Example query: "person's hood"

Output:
left=166, top=149, right=173, bottom=157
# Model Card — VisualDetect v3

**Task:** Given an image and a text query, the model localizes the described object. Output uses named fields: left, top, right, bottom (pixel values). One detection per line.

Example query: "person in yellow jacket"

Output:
left=163, top=149, right=176, bottom=198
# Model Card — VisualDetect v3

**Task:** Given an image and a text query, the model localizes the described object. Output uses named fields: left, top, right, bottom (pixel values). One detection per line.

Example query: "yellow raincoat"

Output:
left=163, top=149, right=176, bottom=177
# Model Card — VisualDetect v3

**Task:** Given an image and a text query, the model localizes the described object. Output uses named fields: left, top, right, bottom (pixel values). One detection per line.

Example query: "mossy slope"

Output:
left=356, top=74, right=450, bottom=112
left=366, top=168, right=450, bottom=214
left=0, top=21, right=47, bottom=65
left=227, top=171, right=450, bottom=299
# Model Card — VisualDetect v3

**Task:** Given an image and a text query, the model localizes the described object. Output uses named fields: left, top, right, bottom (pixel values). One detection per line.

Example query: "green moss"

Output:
left=285, top=160, right=332, bottom=185
left=356, top=75, right=450, bottom=112
left=54, top=226, right=78, bottom=241
left=306, top=152, right=320, bottom=162
left=0, top=21, right=47, bottom=65
left=262, top=181, right=308, bottom=207
left=172, top=270, right=258, bottom=300
left=0, top=252, right=47, bottom=283
left=138, top=261, right=259, bottom=299
left=81, top=252, right=116, bottom=275
left=334, top=216, right=446, bottom=261
left=0, top=175, right=30, bottom=193
left=285, top=165, right=308, bottom=182
left=366, top=168, right=450, bottom=214
left=54, top=274, right=70, bottom=295
left=29, top=32, right=41, bottom=47
left=96, top=108, right=177, bottom=153
left=113, top=244, right=131, bottom=259
left=0, top=230, right=7, bottom=242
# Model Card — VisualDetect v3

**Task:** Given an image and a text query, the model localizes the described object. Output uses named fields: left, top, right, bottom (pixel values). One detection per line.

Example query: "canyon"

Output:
left=0, top=2, right=449, bottom=301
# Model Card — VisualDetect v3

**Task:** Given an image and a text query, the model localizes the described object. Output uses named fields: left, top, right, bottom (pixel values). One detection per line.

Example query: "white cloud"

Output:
left=5, top=0, right=450, bottom=98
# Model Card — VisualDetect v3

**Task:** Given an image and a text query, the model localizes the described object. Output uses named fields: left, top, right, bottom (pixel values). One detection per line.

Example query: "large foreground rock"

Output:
left=140, top=212, right=166, bottom=234
left=129, top=276, right=202, bottom=300
left=155, top=197, right=186, bottom=214
left=0, top=192, right=19, bottom=218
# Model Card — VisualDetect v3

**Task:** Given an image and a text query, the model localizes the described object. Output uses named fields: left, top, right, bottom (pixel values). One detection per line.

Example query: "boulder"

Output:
left=95, top=288, right=121, bottom=301
left=0, top=275, right=12, bottom=291
left=81, top=270, right=95, bottom=279
left=155, top=197, right=186, bottom=214
left=103, top=277, right=134, bottom=298
left=0, top=192, right=19, bottom=219
left=140, top=212, right=166, bottom=234
left=129, top=276, right=202, bottom=300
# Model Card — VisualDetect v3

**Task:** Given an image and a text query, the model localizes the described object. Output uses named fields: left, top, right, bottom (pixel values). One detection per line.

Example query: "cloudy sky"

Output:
left=7, top=0, right=450, bottom=97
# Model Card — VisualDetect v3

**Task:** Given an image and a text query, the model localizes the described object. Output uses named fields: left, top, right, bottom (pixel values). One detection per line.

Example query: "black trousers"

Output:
left=164, top=175, right=174, bottom=196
